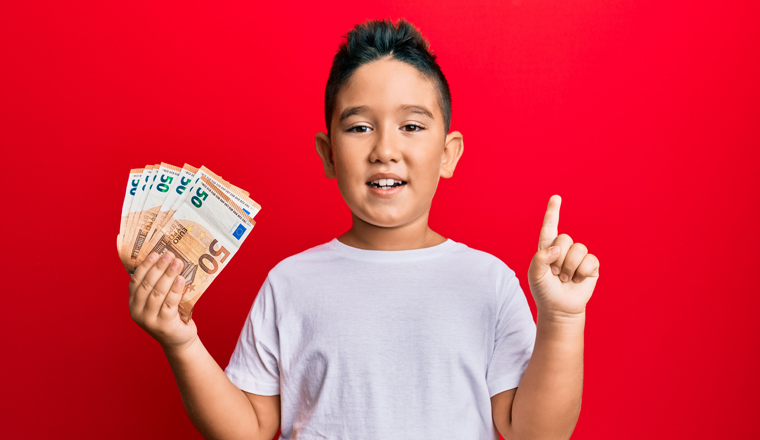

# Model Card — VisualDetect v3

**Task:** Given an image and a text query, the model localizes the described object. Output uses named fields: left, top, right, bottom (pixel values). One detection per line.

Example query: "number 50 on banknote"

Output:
left=118, top=163, right=261, bottom=323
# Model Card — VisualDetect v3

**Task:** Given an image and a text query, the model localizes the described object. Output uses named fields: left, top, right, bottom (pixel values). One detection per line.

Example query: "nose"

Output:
left=368, top=126, right=401, bottom=164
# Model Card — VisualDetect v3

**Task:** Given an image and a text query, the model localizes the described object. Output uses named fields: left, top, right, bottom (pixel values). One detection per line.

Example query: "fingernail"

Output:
left=148, top=252, right=159, bottom=262
left=162, top=252, right=173, bottom=262
left=172, top=258, right=181, bottom=269
left=551, top=266, right=560, bottom=275
left=573, top=276, right=580, bottom=283
left=560, top=274, right=568, bottom=282
left=548, top=246, right=559, bottom=255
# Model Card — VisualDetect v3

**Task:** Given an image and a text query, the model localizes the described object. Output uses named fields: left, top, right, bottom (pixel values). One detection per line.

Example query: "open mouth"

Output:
left=366, top=178, right=407, bottom=189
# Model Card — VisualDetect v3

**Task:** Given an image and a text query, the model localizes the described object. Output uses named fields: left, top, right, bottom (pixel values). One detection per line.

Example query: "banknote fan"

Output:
left=117, top=163, right=260, bottom=323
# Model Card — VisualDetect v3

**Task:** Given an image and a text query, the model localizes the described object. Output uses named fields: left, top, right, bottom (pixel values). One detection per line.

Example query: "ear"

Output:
left=440, top=130, right=464, bottom=178
left=315, top=132, right=336, bottom=179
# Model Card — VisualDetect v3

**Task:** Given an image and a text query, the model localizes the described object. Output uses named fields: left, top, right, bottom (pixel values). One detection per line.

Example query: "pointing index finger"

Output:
left=538, top=194, right=561, bottom=250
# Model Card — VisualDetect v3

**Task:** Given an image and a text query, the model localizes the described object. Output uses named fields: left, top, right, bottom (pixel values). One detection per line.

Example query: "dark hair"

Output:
left=324, top=18, right=452, bottom=137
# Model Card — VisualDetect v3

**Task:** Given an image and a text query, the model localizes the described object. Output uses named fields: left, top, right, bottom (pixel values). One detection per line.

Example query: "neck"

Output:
left=338, top=209, right=447, bottom=251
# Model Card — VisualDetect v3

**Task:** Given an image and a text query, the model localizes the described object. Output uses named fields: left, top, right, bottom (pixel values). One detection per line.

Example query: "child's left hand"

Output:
left=527, top=195, right=600, bottom=319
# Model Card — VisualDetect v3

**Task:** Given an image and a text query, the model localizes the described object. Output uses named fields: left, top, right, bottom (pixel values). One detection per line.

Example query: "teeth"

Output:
left=368, top=178, right=406, bottom=188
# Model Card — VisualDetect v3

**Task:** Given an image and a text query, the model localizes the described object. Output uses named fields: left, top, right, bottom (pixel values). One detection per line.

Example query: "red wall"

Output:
left=2, top=1, right=758, bottom=438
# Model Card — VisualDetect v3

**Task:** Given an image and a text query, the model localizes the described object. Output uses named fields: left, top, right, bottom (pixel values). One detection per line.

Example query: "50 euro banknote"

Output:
left=140, top=164, right=199, bottom=256
left=120, top=165, right=156, bottom=267
left=135, top=165, right=260, bottom=265
left=118, top=166, right=260, bottom=322
left=117, top=168, right=144, bottom=257
left=124, top=163, right=183, bottom=273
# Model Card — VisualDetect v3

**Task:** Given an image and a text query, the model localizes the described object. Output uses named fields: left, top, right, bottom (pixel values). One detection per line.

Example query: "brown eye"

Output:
left=348, top=125, right=371, bottom=133
left=402, top=124, right=423, bottom=132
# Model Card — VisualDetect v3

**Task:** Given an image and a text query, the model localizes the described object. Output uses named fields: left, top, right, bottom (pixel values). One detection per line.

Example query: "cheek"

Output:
left=333, top=151, right=362, bottom=184
left=408, top=153, right=443, bottom=189
left=332, top=153, right=364, bottom=202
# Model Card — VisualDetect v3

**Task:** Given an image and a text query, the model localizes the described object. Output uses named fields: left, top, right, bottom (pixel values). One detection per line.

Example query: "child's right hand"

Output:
left=128, top=251, right=198, bottom=351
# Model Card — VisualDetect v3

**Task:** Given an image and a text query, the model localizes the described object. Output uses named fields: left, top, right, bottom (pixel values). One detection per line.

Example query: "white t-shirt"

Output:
left=225, top=238, right=537, bottom=439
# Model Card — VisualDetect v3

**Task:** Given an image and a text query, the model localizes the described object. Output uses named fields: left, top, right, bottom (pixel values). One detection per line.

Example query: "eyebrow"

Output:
left=338, top=104, right=435, bottom=122
left=339, top=105, right=369, bottom=121
left=401, top=105, right=435, bottom=119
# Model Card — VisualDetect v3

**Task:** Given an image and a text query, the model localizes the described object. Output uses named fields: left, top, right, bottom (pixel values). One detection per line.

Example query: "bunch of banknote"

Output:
left=118, top=163, right=260, bottom=322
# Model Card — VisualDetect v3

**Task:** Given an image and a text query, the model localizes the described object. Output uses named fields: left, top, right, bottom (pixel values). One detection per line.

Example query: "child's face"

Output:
left=315, top=57, right=463, bottom=229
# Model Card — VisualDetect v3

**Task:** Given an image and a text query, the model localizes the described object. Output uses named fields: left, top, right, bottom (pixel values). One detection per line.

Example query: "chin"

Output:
left=357, top=210, right=411, bottom=229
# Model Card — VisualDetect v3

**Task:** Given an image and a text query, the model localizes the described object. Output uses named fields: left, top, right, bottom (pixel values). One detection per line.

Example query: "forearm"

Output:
left=163, top=337, right=261, bottom=440
left=510, top=311, right=585, bottom=440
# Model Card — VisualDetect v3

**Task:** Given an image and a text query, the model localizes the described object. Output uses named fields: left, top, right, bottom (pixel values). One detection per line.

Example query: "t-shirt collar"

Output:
left=327, top=237, right=459, bottom=263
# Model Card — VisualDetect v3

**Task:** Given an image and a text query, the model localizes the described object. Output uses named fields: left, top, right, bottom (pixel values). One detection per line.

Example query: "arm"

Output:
left=493, top=195, right=598, bottom=439
left=163, top=336, right=278, bottom=440
left=129, top=250, right=280, bottom=440
left=509, top=313, right=584, bottom=440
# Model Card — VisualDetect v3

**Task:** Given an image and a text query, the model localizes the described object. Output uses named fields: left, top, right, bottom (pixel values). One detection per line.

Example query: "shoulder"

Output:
left=450, top=243, right=530, bottom=313
left=265, top=240, right=339, bottom=282
left=445, top=241, right=524, bottom=300
left=447, top=241, right=517, bottom=279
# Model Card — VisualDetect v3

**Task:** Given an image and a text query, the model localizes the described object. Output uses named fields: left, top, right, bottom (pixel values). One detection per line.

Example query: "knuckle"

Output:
left=558, top=233, right=573, bottom=243
left=590, top=254, right=600, bottom=271
left=579, top=255, right=598, bottom=275
left=572, top=242, right=588, bottom=253
left=151, top=288, right=165, bottom=299
left=140, top=280, right=154, bottom=292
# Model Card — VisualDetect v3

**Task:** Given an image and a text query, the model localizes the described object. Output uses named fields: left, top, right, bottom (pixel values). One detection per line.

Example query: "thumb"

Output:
left=529, top=246, right=561, bottom=280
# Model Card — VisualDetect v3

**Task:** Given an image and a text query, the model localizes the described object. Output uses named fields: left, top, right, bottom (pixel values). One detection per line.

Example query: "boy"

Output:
left=128, top=18, right=600, bottom=440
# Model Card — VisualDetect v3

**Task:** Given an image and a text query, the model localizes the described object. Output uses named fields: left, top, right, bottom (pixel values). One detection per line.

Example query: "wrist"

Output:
left=537, top=307, right=587, bottom=326
left=535, top=309, right=586, bottom=349
left=161, top=335, right=202, bottom=360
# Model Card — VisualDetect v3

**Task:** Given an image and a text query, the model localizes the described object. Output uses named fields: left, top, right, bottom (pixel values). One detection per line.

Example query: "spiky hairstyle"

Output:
left=324, top=18, right=452, bottom=137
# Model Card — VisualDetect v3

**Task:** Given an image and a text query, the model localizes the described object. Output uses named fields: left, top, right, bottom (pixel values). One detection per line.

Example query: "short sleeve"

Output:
left=224, top=276, right=281, bottom=396
left=486, top=273, right=537, bottom=398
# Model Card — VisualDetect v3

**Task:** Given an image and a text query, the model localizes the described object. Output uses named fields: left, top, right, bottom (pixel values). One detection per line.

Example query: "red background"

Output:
left=2, top=1, right=758, bottom=438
